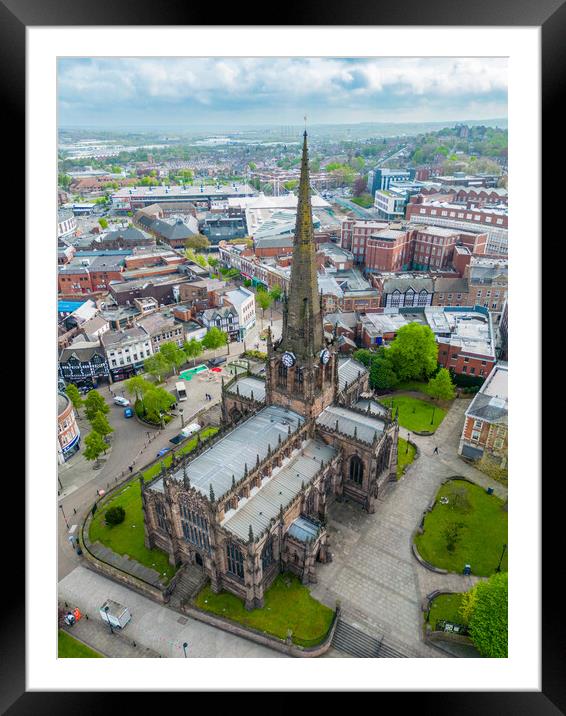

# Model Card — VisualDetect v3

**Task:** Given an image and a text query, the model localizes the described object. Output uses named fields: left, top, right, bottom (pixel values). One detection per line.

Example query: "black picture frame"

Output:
left=8, top=0, right=559, bottom=710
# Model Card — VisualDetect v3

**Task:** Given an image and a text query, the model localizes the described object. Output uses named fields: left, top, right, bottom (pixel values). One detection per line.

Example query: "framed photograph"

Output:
left=7, top=0, right=558, bottom=708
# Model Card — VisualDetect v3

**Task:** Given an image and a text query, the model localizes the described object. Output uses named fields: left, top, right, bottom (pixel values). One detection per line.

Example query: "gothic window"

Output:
left=391, top=289, right=401, bottom=307
left=418, top=289, right=429, bottom=306
left=226, top=543, right=245, bottom=579
left=295, top=367, right=304, bottom=389
left=261, top=538, right=274, bottom=570
left=349, top=455, right=364, bottom=485
left=155, top=501, right=168, bottom=531
left=405, top=289, right=415, bottom=306
left=277, top=361, right=288, bottom=388
left=180, top=503, right=210, bottom=552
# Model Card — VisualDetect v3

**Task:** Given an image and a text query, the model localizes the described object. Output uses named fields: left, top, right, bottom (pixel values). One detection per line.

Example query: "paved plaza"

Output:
left=310, top=397, right=507, bottom=658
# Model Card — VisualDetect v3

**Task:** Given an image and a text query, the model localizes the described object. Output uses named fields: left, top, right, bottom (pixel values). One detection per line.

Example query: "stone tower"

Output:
left=265, top=131, right=338, bottom=418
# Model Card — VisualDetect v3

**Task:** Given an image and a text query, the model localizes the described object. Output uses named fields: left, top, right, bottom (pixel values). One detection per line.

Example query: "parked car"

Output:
left=208, top=356, right=227, bottom=367
left=123, top=407, right=134, bottom=418
left=113, top=396, right=130, bottom=407
left=156, top=447, right=170, bottom=458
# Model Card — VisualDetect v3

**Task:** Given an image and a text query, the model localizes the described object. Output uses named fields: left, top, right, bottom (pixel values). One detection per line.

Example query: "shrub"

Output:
left=105, top=506, right=126, bottom=526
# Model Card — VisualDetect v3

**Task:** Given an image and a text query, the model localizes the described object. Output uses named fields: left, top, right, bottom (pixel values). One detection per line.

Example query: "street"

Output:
left=58, top=312, right=282, bottom=580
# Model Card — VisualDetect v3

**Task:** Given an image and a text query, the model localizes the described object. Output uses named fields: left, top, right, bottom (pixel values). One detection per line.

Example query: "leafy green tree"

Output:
left=185, top=234, right=210, bottom=251
left=256, top=290, right=272, bottom=328
left=105, top=506, right=126, bottom=525
left=58, top=173, right=72, bottom=190
left=283, top=180, right=298, bottom=191
left=427, top=367, right=456, bottom=400
left=98, top=218, right=108, bottom=229
left=84, top=390, right=109, bottom=422
left=183, top=338, right=203, bottom=366
left=65, top=384, right=83, bottom=413
left=269, top=284, right=282, bottom=303
left=143, top=386, right=176, bottom=424
left=83, top=430, right=107, bottom=466
left=461, top=572, right=508, bottom=658
left=202, top=327, right=228, bottom=356
left=195, top=253, right=209, bottom=269
left=352, top=349, right=375, bottom=368
left=159, top=342, right=186, bottom=375
left=369, top=354, right=399, bottom=391
left=443, top=522, right=464, bottom=553
left=144, top=352, right=171, bottom=382
left=207, top=257, right=219, bottom=268
left=387, top=323, right=438, bottom=382
left=125, top=375, right=153, bottom=401
left=90, top=411, right=114, bottom=438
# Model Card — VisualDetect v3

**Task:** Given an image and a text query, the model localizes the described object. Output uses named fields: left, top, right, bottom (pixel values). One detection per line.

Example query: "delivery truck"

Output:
left=99, top=599, right=131, bottom=630
left=169, top=422, right=201, bottom=445
left=175, top=381, right=187, bottom=401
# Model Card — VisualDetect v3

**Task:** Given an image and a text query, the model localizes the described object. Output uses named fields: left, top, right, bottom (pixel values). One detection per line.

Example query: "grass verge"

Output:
left=194, top=573, right=334, bottom=647
left=58, top=630, right=104, bottom=658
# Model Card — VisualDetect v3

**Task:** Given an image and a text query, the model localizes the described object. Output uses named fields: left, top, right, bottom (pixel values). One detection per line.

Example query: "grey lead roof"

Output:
left=225, top=376, right=266, bottom=402
left=337, top=357, right=367, bottom=391
left=221, top=439, right=336, bottom=541
left=316, top=404, right=385, bottom=444
left=287, top=515, right=321, bottom=543
left=163, top=405, right=304, bottom=500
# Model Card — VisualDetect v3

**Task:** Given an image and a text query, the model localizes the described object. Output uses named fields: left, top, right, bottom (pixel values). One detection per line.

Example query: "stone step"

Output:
left=332, top=620, right=381, bottom=658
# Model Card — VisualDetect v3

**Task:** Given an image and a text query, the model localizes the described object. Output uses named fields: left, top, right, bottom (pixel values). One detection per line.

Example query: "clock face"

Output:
left=282, top=351, right=296, bottom=368
left=320, top=349, right=330, bottom=365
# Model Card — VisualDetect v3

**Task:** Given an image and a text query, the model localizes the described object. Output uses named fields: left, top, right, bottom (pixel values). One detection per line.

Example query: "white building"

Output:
left=224, top=286, right=256, bottom=340
left=101, top=325, right=154, bottom=381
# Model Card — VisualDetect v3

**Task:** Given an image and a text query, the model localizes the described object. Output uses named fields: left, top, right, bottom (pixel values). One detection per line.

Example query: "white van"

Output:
left=180, top=422, right=201, bottom=438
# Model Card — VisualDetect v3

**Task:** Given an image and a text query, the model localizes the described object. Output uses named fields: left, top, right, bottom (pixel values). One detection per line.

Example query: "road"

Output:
left=58, top=313, right=282, bottom=580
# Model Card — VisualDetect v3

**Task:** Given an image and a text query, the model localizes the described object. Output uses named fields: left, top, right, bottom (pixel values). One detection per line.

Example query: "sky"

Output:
left=58, top=57, right=507, bottom=128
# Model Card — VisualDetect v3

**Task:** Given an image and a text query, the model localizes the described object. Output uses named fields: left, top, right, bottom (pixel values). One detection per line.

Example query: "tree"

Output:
left=369, top=354, right=399, bottom=391
left=83, top=430, right=107, bottom=466
left=202, top=327, right=228, bottom=356
left=269, top=284, right=283, bottom=304
left=353, top=176, right=367, bottom=197
left=442, top=521, right=464, bottom=553
left=460, top=572, right=508, bottom=658
left=98, top=218, right=108, bottom=229
left=144, top=352, right=171, bottom=382
left=159, top=342, right=186, bottom=375
left=183, top=338, right=203, bottom=366
left=185, top=248, right=197, bottom=263
left=387, top=323, right=438, bottom=382
left=283, top=180, right=298, bottom=192
left=352, top=349, right=375, bottom=369
left=105, top=506, right=126, bottom=525
left=142, top=386, right=176, bottom=424
left=58, top=173, right=72, bottom=190
left=427, top=368, right=456, bottom=400
left=84, top=390, right=109, bottom=422
left=125, top=375, right=153, bottom=402
left=256, top=290, right=272, bottom=329
left=185, top=234, right=210, bottom=251
left=207, top=256, right=219, bottom=268
left=65, top=384, right=83, bottom=413
left=195, top=254, right=209, bottom=269
left=90, top=411, right=114, bottom=439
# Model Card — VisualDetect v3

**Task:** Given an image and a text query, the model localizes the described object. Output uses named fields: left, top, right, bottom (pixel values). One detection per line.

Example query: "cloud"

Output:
left=57, top=57, right=507, bottom=126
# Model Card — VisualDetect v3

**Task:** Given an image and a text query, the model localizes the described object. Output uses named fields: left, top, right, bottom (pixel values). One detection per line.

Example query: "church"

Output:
left=141, top=132, right=399, bottom=609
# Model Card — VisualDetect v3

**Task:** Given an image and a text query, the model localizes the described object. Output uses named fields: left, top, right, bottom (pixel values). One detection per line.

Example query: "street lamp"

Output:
left=180, top=409, right=185, bottom=428
left=104, top=605, right=114, bottom=634
left=59, top=503, right=69, bottom=529
left=495, top=543, right=507, bottom=573
left=430, top=405, right=436, bottom=426
left=183, top=642, right=189, bottom=658
left=406, top=433, right=410, bottom=454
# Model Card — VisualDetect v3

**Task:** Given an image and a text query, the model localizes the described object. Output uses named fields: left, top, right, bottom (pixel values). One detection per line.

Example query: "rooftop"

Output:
left=153, top=405, right=304, bottom=501
left=225, top=376, right=266, bottom=402
left=316, top=404, right=385, bottom=444
left=221, top=438, right=336, bottom=541
left=465, top=362, right=508, bottom=423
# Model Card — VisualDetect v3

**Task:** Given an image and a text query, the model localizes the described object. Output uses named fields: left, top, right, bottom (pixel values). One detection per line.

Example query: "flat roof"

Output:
left=225, top=376, right=266, bottom=402
left=316, top=405, right=385, bottom=444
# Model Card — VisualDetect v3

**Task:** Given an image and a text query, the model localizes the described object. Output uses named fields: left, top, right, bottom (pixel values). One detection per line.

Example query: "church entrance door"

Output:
left=195, top=553, right=203, bottom=567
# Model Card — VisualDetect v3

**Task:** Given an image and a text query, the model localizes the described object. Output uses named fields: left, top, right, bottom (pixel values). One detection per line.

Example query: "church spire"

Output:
left=280, top=130, right=324, bottom=359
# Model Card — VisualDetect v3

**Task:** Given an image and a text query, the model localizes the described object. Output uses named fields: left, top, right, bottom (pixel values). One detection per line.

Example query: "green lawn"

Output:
left=427, top=593, right=466, bottom=629
left=58, top=630, right=104, bottom=658
left=88, top=427, right=219, bottom=583
left=414, top=479, right=508, bottom=576
left=194, top=573, right=335, bottom=647
left=381, top=395, right=445, bottom=432
left=397, top=437, right=417, bottom=478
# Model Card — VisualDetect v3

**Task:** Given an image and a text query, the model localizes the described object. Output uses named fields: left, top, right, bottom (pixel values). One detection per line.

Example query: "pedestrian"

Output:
left=73, top=508, right=77, bottom=515
left=129, top=465, right=133, bottom=473
left=433, top=446, right=439, bottom=455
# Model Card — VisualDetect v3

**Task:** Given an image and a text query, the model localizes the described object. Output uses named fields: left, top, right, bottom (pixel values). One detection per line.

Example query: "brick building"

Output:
left=459, top=362, right=508, bottom=465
